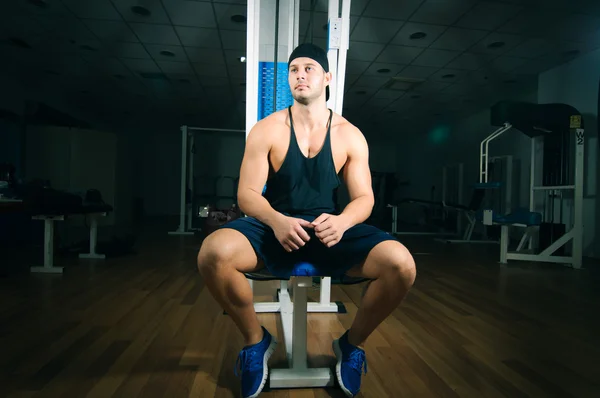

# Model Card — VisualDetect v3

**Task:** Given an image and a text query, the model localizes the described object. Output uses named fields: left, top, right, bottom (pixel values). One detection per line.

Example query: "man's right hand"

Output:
left=271, top=215, right=313, bottom=252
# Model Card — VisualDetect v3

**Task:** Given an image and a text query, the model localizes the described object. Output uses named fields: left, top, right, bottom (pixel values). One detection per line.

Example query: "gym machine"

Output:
left=481, top=101, right=585, bottom=269
left=169, top=126, right=244, bottom=236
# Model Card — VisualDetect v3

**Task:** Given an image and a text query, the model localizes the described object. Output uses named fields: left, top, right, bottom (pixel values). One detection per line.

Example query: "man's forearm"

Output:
left=339, top=195, right=374, bottom=229
left=238, top=189, right=283, bottom=228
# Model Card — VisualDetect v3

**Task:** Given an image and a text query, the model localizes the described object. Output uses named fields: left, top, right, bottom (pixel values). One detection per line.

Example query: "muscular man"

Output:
left=198, top=43, right=416, bottom=398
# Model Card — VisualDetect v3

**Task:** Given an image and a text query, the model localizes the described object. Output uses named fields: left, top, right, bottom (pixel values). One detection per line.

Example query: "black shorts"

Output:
left=219, top=214, right=398, bottom=279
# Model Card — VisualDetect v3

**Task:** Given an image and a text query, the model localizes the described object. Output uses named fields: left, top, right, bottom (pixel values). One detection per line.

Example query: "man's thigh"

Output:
left=201, top=217, right=273, bottom=273
left=318, top=222, right=401, bottom=279
left=344, top=240, right=411, bottom=279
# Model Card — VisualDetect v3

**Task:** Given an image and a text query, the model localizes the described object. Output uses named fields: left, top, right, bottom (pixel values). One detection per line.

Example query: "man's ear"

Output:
left=325, top=71, right=332, bottom=84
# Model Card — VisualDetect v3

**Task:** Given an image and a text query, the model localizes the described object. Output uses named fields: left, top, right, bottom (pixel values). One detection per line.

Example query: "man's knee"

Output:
left=197, top=232, right=234, bottom=275
left=197, top=229, right=259, bottom=275
left=387, top=243, right=416, bottom=287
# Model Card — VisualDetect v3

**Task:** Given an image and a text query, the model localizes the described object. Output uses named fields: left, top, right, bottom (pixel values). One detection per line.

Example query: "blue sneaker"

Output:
left=234, top=327, right=277, bottom=398
left=332, top=330, right=368, bottom=397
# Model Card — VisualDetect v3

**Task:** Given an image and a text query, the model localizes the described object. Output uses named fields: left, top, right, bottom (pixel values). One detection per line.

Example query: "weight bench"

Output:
left=243, top=263, right=369, bottom=389
left=481, top=207, right=544, bottom=264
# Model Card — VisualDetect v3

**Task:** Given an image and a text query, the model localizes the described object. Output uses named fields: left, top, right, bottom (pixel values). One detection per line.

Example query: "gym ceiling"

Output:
left=1, top=0, right=599, bottom=134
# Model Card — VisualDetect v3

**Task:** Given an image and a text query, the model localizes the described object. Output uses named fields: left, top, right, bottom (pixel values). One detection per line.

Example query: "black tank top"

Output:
left=264, top=106, right=341, bottom=217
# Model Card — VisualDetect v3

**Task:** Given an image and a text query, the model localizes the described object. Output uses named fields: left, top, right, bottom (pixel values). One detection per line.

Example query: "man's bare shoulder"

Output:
left=332, top=112, right=368, bottom=149
left=247, top=109, right=289, bottom=142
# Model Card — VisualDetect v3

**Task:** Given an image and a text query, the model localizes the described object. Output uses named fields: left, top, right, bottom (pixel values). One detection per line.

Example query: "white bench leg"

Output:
left=79, top=213, right=106, bottom=259
left=269, top=277, right=335, bottom=389
left=31, top=216, right=64, bottom=274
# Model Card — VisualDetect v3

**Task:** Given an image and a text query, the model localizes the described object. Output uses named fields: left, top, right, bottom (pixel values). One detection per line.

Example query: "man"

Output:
left=197, top=43, right=416, bottom=398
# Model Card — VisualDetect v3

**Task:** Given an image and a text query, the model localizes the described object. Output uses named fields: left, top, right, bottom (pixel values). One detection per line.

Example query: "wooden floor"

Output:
left=1, top=226, right=600, bottom=398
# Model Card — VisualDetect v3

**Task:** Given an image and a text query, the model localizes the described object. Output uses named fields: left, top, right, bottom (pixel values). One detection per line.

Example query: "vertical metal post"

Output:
left=457, top=163, right=464, bottom=233
left=169, top=126, right=193, bottom=235
left=246, top=0, right=260, bottom=136
left=293, top=277, right=309, bottom=370
left=319, top=276, right=331, bottom=305
left=573, top=128, right=584, bottom=269
left=506, top=155, right=513, bottom=213
left=187, top=132, right=195, bottom=231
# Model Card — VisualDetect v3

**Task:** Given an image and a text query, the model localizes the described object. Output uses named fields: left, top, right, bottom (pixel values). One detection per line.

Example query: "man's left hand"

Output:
left=311, top=214, right=350, bottom=247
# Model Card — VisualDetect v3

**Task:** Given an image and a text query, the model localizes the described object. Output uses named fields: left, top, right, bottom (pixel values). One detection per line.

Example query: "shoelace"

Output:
left=234, top=347, right=262, bottom=377
left=346, top=349, right=368, bottom=375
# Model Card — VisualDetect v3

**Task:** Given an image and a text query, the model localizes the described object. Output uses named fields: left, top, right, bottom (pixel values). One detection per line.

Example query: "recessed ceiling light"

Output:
left=441, top=74, right=455, bottom=79
left=231, top=15, right=247, bottom=23
left=28, top=0, right=47, bottom=8
left=9, top=37, right=32, bottom=49
left=131, top=6, right=151, bottom=16
left=239, top=56, right=246, bottom=62
left=410, top=32, right=427, bottom=40
left=160, top=50, right=175, bottom=57
left=377, top=68, right=391, bottom=74
left=487, top=41, right=505, bottom=49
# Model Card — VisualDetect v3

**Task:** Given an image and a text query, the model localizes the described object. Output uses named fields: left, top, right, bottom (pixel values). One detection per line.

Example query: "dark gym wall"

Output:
left=0, top=117, right=22, bottom=173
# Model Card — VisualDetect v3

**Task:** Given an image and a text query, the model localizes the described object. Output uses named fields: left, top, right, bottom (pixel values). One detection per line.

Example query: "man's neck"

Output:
left=291, top=101, right=330, bottom=132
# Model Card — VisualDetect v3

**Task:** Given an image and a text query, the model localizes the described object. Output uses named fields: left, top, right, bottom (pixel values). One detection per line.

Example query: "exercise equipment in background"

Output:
left=169, top=126, right=244, bottom=236
left=481, top=100, right=584, bottom=269
left=388, top=162, right=464, bottom=236
left=365, top=171, right=401, bottom=230
left=0, top=181, right=113, bottom=273
left=191, top=174, right=239, bottom=234
left=439, top=155, right=513, bottom=244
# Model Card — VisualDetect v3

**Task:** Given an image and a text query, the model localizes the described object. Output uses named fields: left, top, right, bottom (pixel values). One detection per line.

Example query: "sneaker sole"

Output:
left=332, top=339, right=354, bottom=398
left=246, top=336, right=277, bottom=398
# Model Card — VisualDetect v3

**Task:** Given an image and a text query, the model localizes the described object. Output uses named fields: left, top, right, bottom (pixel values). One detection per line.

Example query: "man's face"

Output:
left=288, top=57, right=330, bottom=105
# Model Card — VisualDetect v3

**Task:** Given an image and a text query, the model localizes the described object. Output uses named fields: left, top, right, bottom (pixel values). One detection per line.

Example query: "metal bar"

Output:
left=186, top=127, right=245, bottom=133
left=273, top=0, right=280, bottom=114
left=480, top=124, right=512, bottom=183
left=319, top=276, right=331, bottom=305
left=170, top=126, right=188, bottom=234
left=505, top=155, right=513, bottom=213
left=292, top=277, right=309, bottom=370
left=326, top=0, right=339, bottom=110
left=572, top=127, right=584, bottom=269
left=532, top=185, right=575, bottom=190
left=187, top=133, right=195, bottom=231
left=335, top=0, right=351, bottom=114
left=245, top=0, right=260, bottom=135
